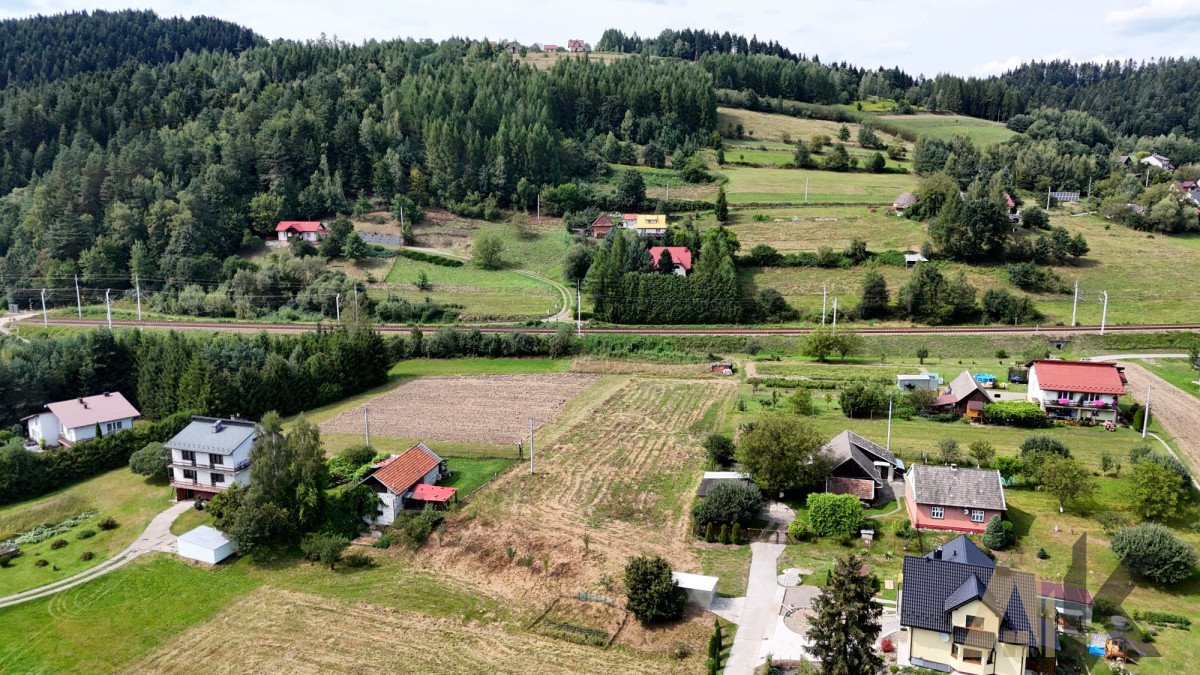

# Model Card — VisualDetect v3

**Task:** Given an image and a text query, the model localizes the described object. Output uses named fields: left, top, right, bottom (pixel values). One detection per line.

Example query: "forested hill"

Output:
left=0, top=36, right=714, bottom=298
left=0, top=9, right=264, bottom=88
left=998, top=59, right=1200, bottom=139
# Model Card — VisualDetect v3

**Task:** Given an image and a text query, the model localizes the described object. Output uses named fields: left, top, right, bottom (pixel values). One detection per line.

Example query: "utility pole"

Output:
left=135, top=275, right=142, bottom=322
left=40, top=289, right=47, bottom=326
left=399, top=205, right=405, bottom=243
left=1141, top=385, right=1152, bottom=439
left=1046, top=186, right=1051, bottom=210
left=665, top=179, right=669, bottom=206
left=335, top=293, right=341, bottom=322
left=1099, top=291, right=1109, bottom=335
left=576, top=280, right=582, bottom=336
left=1070, top=279, right=1079, bottom=327
left=831, top=297, right=838, bottom=332
left=353, top=285, right=359, bottom=324
left=805, top=177, right=809, bottom=203
left=821, top=284, right=828, bottom=326
left=529, top=418, right=535, bottom=475
left=74, top=275, right=82, bottom=318
left=1086, top=176, right=1092, bottom=198
left=886, top=394, right=894, bottom=452
left=364, top=405, right=371, bottom=446
left=105, top=289, right=112, bottom=329
left=536, top=194, right=541, bottom=223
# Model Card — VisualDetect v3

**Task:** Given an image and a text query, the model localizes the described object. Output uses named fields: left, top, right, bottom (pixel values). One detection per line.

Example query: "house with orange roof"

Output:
left=1025, top=360, right=1125, bottom=423
left=359, top=443, right=456, bottom=525
left=275, top=220, right=328, bottom=242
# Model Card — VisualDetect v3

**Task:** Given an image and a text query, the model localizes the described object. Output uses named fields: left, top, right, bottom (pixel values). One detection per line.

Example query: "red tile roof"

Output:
left=369, top=443, right=442, bottom=494
left=1003, top=192, right=1015, bottom=208
left=1031, top=360, right=1125, bottom=395
left=648, top=246, right=693, bottom=271
left=410, top=483, right=457, bottom=502
left=1039, top=581, right=1093, bottom=605
left=275, top=221, right=327, bottom=233
left=827, top=476, right=875, bottom=501
left=45, top=392, right=140, bottom=430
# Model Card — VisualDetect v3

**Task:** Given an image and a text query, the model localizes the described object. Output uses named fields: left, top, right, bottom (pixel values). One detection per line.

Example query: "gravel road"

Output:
left=1120, top=362, right=1200, bottom=472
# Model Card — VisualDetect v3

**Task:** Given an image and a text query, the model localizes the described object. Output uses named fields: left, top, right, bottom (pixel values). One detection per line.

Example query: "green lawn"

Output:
left=873, top=113, right=1016, bottom=146
left=388, top=357, right=571, bottom=378
left=442, top=457, right=520, bottom=497
left=716, top=106, right=907, bottom=149
left=168, top=506, right=212, bottom=536
left=381, top=256, right=559, bottom=320
left=721, top=165, right=917, bottom=205
left=723, top=141, right=910, bottom=171
left=699, top=545, right=752, bottom=597
left=0, top=470, right=172, bottom=596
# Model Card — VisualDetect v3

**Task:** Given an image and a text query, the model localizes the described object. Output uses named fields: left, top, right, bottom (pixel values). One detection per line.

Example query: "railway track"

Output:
left=18, top=317, right=1200, bottom=337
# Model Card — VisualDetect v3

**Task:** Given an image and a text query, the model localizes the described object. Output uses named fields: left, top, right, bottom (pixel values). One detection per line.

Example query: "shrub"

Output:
left=34, top=559, right=48, bottom=567
left=397, top=507, right=444, bottom=550
left=731, top=523, right=742, bottom=545
left=1096, top=511, right=1132, bottom=534
left=806, top=493, right=865, bottom=539
left=1134, top=609, right=1191, bottom=628
left=76, top=529, right=96, bottom=540
left=1020, top=436, right=1070, bottom=475
left=1037, top=547, right=1049, bottom=559
left=692, top=482, right=763, bottom=527
left=788, top=519, right=815, bottom=542
left=373, top=533, right=394, bottom=549
left=343, top=551, right=373, bottom=568
left=1111, top=524, right=1197, bottom=585
left=49, top=539, right=68, bottom=550
left=881, top=637, right=894, bottom=653
left=702, top=434, right=736, bottom=466
left=839, top=381, right=887, bottom=418
left=97, top=517, right=118, bottom=531
left=395, top=248, right=463, bottom=267
left=704, top=522, right=714, bottom=542
left=984, top=402, right=1050, bottom=428
left=624, top=555, right=686, bottom=623
left=1093, top=597, right=1118, bottom=618
left=80, top=551, right=95, bottom=561
left=718, top=524, right=729, bottom=544
left=981, top=515, right=1014, bottom=550
left=129, top=441, right=170, bottom=478
left=892, top=519, right=916, bottom=540
left=299, top=532, right=350, bottom=569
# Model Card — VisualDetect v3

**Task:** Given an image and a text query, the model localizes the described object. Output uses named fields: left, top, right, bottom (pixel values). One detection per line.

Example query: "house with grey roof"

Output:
left=165, top=416, right=260, bottom=501
left=821, top=431, right=904, bottom=504
left=925, top=534, right=995, bottom=568
left=900, top=552, right=1055, bottom=675
left=904, top=464, right=1007, bottom=533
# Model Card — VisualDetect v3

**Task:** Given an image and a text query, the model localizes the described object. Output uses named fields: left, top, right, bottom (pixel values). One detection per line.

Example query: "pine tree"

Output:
left=715, top=187, right=729, bottom=222
left=806, top=553, right=883, bottom=675
left=704, top=521, right=714, bottom=542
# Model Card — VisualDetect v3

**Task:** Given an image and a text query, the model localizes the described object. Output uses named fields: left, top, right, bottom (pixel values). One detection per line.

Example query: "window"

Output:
left=965, top=615, right=985, bottom=629
left=971, top=510, right=985, bottom=523
left=1083, top=392, right=1103, bottom=403
left=962, top=648, right=983, bottom=664
left=211, top=473, right=225, bottom=485
left=182, top=469, right=197, bottom=481
left=930, top=506, right=945, bottom=519
left=181, top=450, right=195, bottom=462
left=104, top=420, right=123, bottom=433
left=210, top=454, right=223, bottom=466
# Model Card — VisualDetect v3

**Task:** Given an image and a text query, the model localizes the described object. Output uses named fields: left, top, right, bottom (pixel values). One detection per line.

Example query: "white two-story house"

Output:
left=23, top=392, right=140, bottom=448
left=165, top=416, right=260, bottom=501
left=1026, top=360, right=1125, bottom=423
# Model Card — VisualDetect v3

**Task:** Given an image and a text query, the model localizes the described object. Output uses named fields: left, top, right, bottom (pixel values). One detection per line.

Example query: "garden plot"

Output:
left=318, top=374, right=598, bottom=444
left=135, top=588, right=690, bottom=675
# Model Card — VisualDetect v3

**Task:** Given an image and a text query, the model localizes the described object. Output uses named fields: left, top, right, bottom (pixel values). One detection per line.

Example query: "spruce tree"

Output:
left=806, top=553, right=883, bottom=675
left=715, top=186, right=729, bottom=222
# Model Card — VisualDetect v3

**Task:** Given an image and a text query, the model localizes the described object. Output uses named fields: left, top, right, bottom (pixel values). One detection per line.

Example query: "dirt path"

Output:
left=1119, top=362, right=1200, bottom=474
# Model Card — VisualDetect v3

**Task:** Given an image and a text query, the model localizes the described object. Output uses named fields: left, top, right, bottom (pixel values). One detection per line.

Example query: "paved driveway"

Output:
left=725, top=542, right=786, bottom=674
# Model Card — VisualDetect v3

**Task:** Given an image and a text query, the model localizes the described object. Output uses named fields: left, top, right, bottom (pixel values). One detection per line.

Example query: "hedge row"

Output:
left=982, top=401, right=1050, bottom=428
left=396, top=249, right=463, bottom=267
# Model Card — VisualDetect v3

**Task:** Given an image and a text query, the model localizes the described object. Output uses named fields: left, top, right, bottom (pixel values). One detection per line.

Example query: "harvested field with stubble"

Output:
left=318, top=374, right=599, bottom=443
left=134, top=588, right=697, bottom=675
left=416, top=379, right=736, bottom=615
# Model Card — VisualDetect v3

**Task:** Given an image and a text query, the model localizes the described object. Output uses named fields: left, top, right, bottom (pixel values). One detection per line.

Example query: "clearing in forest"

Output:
left=318, top=374, right=599, bottom=444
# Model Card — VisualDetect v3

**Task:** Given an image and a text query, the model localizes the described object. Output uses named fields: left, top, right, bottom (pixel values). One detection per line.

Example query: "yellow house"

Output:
left=900, top=537, right=1056, bottom=674
left=624, top=214, right=668, bottom=236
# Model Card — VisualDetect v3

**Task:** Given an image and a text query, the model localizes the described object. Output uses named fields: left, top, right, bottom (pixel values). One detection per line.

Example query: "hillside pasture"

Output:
left=874, top=113, right=1016, bottom=146
left=318, top=374, right=599, bottom=444
left=722, top=141, right=911, bottom=171
left=725, top=205, right=926, bottom=252
left=721, top=166, right=917, bottom=204
left=717, top=107, right=905, bottom=148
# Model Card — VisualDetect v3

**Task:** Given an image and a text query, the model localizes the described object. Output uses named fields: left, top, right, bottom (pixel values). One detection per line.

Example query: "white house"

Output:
left=177, top=525, right=237, bottom=564
left=896, top=374, right=939, bottom=391
left=1139, top=153, right=1174, bottom=171
left=359, top=443, right=454, bottom=526
left=23, top=392, right=140, bottom=448
left=275, top=220, right=329, bottom=242
left=1026, top=360, right=1124, bottom=423
left=165, top=417, right=260, bottom=501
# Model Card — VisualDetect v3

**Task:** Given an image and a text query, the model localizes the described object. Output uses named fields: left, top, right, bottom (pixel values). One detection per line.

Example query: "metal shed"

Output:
left=177, top=525, right=236, bottom=564
left=671, top=571, right=719, bottom=610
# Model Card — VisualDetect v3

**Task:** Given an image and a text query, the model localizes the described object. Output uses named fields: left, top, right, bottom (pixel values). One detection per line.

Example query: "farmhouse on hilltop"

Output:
left=166, top=416, right=260, bottom=501
left=23, top=392, right=140, bottom=449
left=821, top=430, right=905, bottom=505
left=1025, top=359, right=1124, bottom=423
left=275, top=220, right=328, bottom=242
left=567, top=39, right=586, bottom=52
left=901, top=535, right=1055, bottom=674
left=904, top=464, right=1007, bottom=533
left=360, top=443, right=456, bottom=525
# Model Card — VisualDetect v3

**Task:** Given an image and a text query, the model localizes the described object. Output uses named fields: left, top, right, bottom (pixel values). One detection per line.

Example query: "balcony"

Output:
left=170, top=458, right=250, bottom=472
left=170, top=478, right=231, bottom=493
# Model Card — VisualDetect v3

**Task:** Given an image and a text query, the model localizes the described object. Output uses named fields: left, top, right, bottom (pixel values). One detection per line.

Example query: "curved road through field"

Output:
left=1105, top=359, right=1200, bottom=479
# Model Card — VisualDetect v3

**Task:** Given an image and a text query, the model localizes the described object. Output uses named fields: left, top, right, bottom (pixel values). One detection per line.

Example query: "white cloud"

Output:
left=1106, top=0, right=1200, bottom=35
left=973, top=51, right=1070, bottom=76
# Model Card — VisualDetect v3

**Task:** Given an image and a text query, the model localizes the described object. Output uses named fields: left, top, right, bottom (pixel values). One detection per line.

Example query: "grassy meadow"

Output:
left=874, top=112, right=1017, bottom=146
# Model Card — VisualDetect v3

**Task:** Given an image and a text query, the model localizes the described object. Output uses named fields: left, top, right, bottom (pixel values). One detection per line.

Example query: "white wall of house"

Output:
left=63, top=416, right=134, bottom=443
left=367, top=464, right=444, bottom=527
left=670, top=264, right=687, bottom=276
left=1026, top=365, right=1119, bottom=421
left=26, top=413, right=59, bottom=446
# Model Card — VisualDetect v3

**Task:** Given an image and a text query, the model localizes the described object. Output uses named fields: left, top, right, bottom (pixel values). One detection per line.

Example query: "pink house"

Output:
left=904, top=464, right=1007, bottom=534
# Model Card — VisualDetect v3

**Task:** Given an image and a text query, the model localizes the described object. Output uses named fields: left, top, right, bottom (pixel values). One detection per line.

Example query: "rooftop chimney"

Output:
left=103, top=392, right=111, bottom=397
left=933, top=547, right=943, bottom=560
left=212, top=420, right=224, bottom=433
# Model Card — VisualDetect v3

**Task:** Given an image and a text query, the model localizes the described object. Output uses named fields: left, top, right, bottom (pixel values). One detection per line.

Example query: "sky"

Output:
left=2, top=0, right=1199, bottom=76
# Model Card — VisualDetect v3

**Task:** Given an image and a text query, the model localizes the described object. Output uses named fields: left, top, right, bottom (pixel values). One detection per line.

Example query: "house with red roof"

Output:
left=588, top=213, right=620, bottom=238
left=275, top=220, right=329, bottom=242
left=648, top=246, right=693, bottom=275
left=359, top=443, right=456, bottom=525
left=1026, top=360, right=1125, bottom=423
left=23, top=392, right=140, bottom=448
left=567, top=39, right=587, bottom=52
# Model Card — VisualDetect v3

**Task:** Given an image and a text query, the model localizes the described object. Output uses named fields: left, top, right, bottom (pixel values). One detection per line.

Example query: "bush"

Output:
left=299, top=532, right=350, bottom=570
left=1133, top=609, right=1191, bottom=628
left=981, top=515, right=1014, bottom=550
left=624, top=555, right=686, bottom=623
left=34, top=559, right=48, bottom=567
left=373, top=532, right=394, bottom=549
left=892, top=519, right=916, bottom=540
left=702, top=434, right=735, bottom=466
left=1020, top=436, right=1070, bottom=475
left=129, top=441, right=170, bottom=478
left=49, top=539, right=68, bottom=550
left=1037, top=547, right=1049, bottom=559
left=1111, top=524, right=1198, bottom=585
left=397, top=507, right=444, bottom=550
left=76, top=529, right=96, bottom=540
left=806, top=493, right=865, bottom=539
left=788, top=519, right=814, bottom=542
left=984, top=402, right=1050, bottom=428
left=343, top=551, right=373, bottom=568
left=395, top=248, right=462, bottom=267
left=97, top=516, right=118, bottom=531
left=839, top=381, right=887, bottom=419
left=80, top=551, right=95, bottom=561
left=472, top=231, right=505, bottom=269
left=693, top=482, right=763, bottom=527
